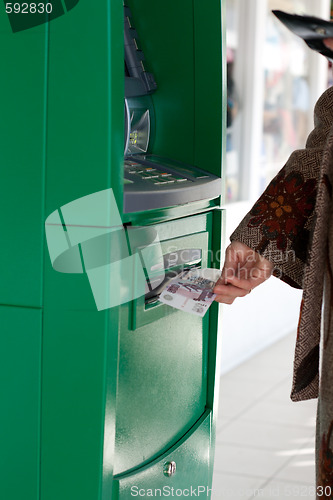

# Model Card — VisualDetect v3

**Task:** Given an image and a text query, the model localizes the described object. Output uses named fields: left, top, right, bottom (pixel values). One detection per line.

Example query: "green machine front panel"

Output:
left=0, top=17, right=47, bottom=308
left=41, top=2, right=124, bottom=499
left=126, top=0, right=195, bottom=164
left=40, top=308, right=115, bottom=500
left=114, top=213, right=212, bottom=475
left=45, top=0, right=123, bottom=216
left=115, top=412, right=212, bottom=496
left=126, top=0, right=224, bottom=177
left=40, top=0, right=224, bottom=498
left=0, top=0, right=224, bottom=499
left=194, top=0, right=225, bottom=174
left=0, top=306, right=42, bottom=500
left=43, top=0, right=124, bottom=312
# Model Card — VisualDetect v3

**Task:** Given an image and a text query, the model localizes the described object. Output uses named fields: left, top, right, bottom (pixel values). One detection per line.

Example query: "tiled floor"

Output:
left=212, top=332, right=318, bottom=499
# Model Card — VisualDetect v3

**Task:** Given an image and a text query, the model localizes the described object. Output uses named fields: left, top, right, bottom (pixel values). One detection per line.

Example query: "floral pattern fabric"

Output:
left=247, top=171, right=317, bottom=259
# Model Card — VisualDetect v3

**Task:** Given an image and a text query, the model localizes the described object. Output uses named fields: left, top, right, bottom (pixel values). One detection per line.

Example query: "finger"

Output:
left=221, top=245, right=241, bottom=281
left=214, top=287, right=251, bottom=305
left=215, top=276, right=228, bottom=287
left=221, top=261, right=239, bottom=283
left=222, top=258, right=262, bottom=283
left=215, top=295, right=236, bottom=305
left=213, top=283, right=251, bottom=300
left=222, top=275, right=254, bottom=292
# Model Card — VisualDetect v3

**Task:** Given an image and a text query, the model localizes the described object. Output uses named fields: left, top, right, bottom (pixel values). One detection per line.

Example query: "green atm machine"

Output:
left=0, top=1, right=225, bottom=499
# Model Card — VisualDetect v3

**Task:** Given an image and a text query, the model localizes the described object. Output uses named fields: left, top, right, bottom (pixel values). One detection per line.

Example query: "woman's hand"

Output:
left=213, top=241, right=274, bottom=304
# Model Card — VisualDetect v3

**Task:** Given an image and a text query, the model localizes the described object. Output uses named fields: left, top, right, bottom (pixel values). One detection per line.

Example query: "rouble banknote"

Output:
left=159, top=267, right=221, bottom=317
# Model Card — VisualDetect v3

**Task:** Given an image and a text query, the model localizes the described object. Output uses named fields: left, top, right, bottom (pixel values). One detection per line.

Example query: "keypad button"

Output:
left=125, top=161, right=141, bottom=166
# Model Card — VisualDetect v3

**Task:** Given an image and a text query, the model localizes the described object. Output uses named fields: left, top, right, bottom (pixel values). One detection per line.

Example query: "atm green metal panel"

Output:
left=0, top=15, right=47, bottom=308
left=114, top=214, right=212, bottom=475
left=0, top=306, right=42, bottom=500
left=0, top=1, right=225, bottom=499
left=42, top=5, right=123, bottom=499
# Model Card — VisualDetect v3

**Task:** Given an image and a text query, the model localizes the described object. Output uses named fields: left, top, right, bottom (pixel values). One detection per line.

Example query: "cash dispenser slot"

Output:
left=131, top=231, right=209, bottom=330
left=144, top=248, right=202, bottom=306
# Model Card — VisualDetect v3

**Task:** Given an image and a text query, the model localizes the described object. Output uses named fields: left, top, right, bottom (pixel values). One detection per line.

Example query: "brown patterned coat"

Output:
left=230, top=86, right=333, bottom=496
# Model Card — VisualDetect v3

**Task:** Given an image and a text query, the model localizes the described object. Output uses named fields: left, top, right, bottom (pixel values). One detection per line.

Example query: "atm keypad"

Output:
left=123, top=155, right=221, bottom=213
left=124, top=160, right=192, bottom=185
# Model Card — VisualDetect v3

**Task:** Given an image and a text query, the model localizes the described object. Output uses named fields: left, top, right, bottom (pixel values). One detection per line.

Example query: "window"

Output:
left=225, top=0, right=330, bottom=204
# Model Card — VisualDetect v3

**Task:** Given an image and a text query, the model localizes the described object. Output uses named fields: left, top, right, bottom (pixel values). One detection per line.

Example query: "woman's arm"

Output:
left=214, top=86, right=333, bottom=302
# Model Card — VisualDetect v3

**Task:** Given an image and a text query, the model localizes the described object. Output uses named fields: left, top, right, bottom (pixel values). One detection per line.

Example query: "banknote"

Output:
left=159, top=268, right=221, bottom=317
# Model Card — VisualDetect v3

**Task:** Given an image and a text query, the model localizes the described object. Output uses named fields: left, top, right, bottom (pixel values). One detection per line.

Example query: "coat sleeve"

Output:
left=230, top=86, right=333, bottom=289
